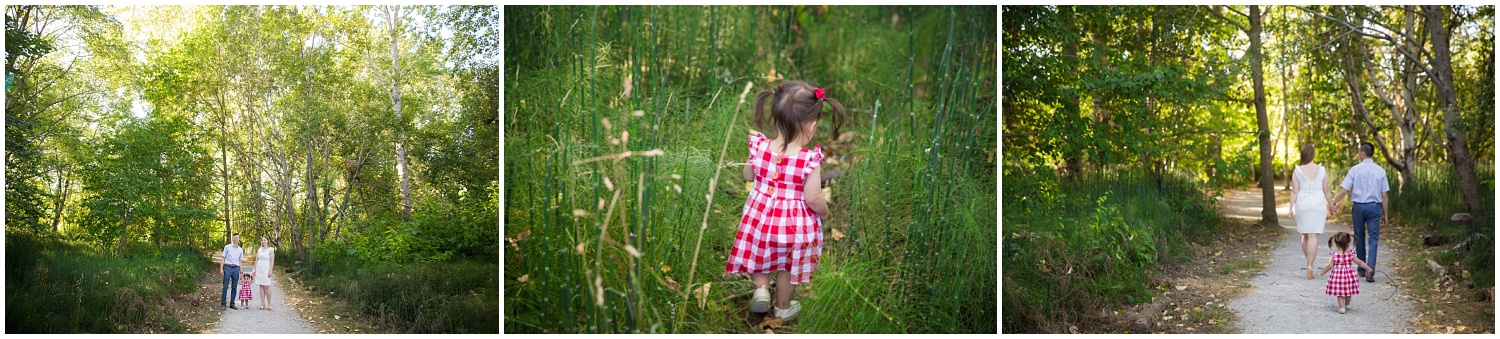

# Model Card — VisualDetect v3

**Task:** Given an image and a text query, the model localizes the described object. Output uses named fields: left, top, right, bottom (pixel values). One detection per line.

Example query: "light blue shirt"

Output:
left=1340, top=158, right=1390, bottom=203
left=222, top=244, right=243, bottom=266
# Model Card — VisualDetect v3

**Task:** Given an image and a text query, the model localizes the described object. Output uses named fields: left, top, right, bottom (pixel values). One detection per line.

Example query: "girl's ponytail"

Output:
left=820, top=96, right=851, bottom=142
left=751, top=84, right=779, bottom=136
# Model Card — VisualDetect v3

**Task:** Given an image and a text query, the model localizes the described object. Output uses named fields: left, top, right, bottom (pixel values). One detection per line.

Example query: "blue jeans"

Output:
left=1352, top=202, right=1382, bottom=276
left=221, top=265, right=240, bottom=307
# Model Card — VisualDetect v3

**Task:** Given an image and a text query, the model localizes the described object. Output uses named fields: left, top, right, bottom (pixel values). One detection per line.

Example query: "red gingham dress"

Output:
left=239, top=278, right=254, bottom=301
left=724, top=132, right=824, bottom=285
left=1325, top=250, right=1360, bottom=297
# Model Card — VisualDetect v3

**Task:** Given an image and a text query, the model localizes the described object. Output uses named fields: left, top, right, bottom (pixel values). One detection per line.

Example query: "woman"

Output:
left=1288, top=144, right=1333, bottom=279
left=255, top=236, right=276, bottom=310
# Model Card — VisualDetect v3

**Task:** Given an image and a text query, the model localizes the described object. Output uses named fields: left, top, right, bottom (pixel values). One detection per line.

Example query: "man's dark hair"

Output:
left=232, top=233, right=240, bottom=237
left=1359, top=141, right=1375, bottom=158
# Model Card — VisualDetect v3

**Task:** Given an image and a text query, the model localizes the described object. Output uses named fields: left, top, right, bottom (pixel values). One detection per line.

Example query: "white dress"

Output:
left=1292, top=165, right=1328, bottom=234
left=255, top=247, right=274, bottom=286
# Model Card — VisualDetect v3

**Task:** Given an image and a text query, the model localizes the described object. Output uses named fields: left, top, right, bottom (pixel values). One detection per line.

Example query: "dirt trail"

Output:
left=209, top=251, right=316, bottom=334
left=1219, top=188, right=1415, bottom=333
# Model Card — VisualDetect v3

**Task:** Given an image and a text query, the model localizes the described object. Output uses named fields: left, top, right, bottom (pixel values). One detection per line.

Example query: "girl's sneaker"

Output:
left=774, top=300, right=802, bottom=322
left=750, top=286, right=770, bottom=313
left=1338, top=307, right=1347, bottom=314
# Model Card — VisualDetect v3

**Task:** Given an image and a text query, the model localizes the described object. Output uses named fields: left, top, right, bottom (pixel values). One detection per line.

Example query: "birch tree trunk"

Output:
left=387, top=5, right=413, bottom=220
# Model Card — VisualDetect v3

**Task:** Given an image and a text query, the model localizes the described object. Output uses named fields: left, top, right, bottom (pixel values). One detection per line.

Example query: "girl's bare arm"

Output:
left=1352, top=257, right=1374, bottom=274
left=1319, top=256, right=1335, bottom=276
left=803, top=168, right=829, bottom=216
left=744, top=161, right=754, bottom=182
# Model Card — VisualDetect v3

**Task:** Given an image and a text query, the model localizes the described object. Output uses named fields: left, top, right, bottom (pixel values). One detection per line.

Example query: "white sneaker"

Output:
left=1338, top=307, right=1347, bottom=314
left=750, top=286, right=770, bottom=313
left=774, top=300, right=802, bottom=322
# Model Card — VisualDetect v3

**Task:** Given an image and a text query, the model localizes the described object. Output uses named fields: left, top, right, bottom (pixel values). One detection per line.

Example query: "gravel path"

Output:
left=1220, top=188, right=1415, bottom=333
left=212, top=253, right=316, bottom=334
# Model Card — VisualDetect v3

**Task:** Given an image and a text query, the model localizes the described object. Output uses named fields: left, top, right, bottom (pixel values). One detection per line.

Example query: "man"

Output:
left=1331, top=141, right=1390, bottom=283
left=220, top=233, right=244, bottom=310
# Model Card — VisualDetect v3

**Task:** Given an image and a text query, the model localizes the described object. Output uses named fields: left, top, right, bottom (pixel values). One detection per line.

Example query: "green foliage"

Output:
left=1001, top=5, right=1493, bottom=333
left=75, top=114, right=218, bottom=250
left=5, top=6, right=75, bottom=233
left=1390, top=164, right=1495, bottom=288
left=305, top=260, right=498, bottom=333
left=507, top=5, right=995, bottom=334
left=1003, top=166, right=1220, bottom=333
left=7, top=5, right=497, bottom=333
left=1003, top=6, right=1251, bottom=179
left=5, top=233, right=205, bottom=333
left=332, top=183, right=497, bottom=265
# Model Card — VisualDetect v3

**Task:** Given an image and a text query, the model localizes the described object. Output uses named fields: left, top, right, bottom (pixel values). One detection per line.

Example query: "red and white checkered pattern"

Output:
left=1325, top=250, right=1360, bottom=297
left=725, top=132, right=824, bottom=284
left=239, top=280, right=254, bottom=301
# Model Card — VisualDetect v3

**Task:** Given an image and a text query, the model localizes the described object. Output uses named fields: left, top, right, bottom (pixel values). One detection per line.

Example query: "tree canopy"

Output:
left=5, top=5, right=498, bottom=263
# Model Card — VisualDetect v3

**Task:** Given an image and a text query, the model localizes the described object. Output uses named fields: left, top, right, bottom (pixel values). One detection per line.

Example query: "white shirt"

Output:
left=1340, top=158, right=1391, bottom=203
left=222, top=244, right=243, bottom=267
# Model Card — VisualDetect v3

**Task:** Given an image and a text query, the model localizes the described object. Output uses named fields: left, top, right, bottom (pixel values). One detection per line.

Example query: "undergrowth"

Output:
left=1002, top=165, right=1221, bottom=333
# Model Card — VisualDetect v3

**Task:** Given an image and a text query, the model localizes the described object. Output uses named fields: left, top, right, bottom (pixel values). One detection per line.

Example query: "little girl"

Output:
left=724, top=80, right=850, bottom=322
left=1319, top=232, right=1376, bottom=314
left=239, top=271, right=255, bottom=309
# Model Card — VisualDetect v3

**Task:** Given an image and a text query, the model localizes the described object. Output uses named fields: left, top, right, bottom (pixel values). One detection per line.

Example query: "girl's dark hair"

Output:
left=1299, top=143, right=1315, bottom=165
left=752, top=80, right=851, bottom=153
left=1328, top=232, right=1353, bottom=252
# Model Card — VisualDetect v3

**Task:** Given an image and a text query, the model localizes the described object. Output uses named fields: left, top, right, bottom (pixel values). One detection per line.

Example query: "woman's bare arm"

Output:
left=1289, top=167, right=1299, bottom=218
left=803, top=168, right=829, bottom=216
left=1322, top=168, right=1334, bottom=208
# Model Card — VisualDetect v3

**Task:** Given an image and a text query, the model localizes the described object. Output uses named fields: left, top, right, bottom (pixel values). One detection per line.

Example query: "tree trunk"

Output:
left=1340, top=36, right=1412, bottom=188
left=1249, top=6, right=1277, bottom=228
left=50, top=166, right=69, bottom=232
left=1397, top=6, right=1421, bottom=186
left=305, top=126, right=317, bottom=269
left=387, top=5, right=413, bottom=220
left=1364, top=64, right=1416, bottom=189
left=1276, top=7, right=1294, bottom=192
left=1423, top=5, right=1484, bottom=225
left=1060, top=6, right=1085, bottom=178
left=222, top=107, right=233, bottom=244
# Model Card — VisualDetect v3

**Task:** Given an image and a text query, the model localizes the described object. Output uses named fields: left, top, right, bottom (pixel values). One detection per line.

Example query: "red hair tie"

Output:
left=813, top=87, right=826, bottom=100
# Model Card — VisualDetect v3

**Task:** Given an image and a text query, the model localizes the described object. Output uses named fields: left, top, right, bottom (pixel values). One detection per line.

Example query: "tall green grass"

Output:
left=505, top=6, right=996, bottom=333
left=5, top=233, right=205, bottom=333
left=303, top=258, right=499, bottom=333
left=1001, top=165, right=1221, bottom=333
left=1389, top=164, right=1495, bottom=289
